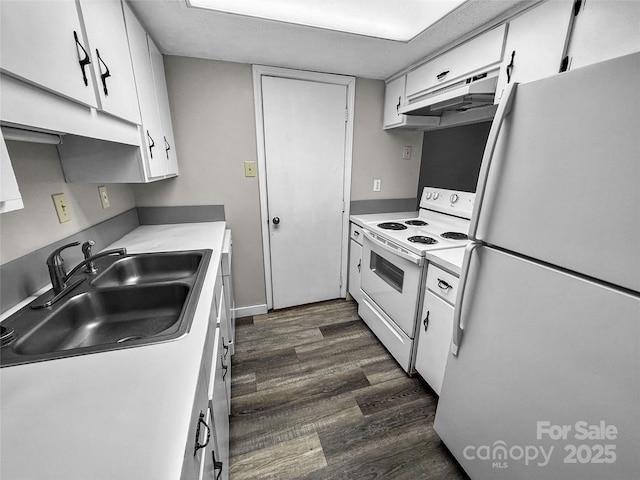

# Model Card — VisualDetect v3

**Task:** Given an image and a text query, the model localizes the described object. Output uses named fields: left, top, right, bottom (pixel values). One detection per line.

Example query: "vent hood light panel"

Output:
left=186, top=0, right=466, bottom=42
left=400, top=75, right=498, bottom=116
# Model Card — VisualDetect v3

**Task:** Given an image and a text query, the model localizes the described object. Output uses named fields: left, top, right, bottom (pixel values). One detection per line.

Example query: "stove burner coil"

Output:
left=408, top=236, right=438, bottom=244
left=377, top=222, right=408, bottom=230
left=441, top=232, right=468, bottom=240
left=405, top=220, right=428, bottom=226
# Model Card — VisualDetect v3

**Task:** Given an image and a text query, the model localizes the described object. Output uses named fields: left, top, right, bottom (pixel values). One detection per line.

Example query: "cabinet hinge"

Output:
left=345, top=108, right=349, bottom=122
left=573, top=0, right=583, bottom=16
left=342, top=201, right=346, bottom=213
left=340, top=275, right=343, bottom=289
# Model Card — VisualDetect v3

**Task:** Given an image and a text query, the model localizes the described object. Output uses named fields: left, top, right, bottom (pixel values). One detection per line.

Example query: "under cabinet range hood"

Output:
left=400, top=74, right=498, bottom=117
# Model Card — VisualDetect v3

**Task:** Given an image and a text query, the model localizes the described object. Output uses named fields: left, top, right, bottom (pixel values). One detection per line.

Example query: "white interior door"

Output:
left=261, top=75, right=348, bottom=309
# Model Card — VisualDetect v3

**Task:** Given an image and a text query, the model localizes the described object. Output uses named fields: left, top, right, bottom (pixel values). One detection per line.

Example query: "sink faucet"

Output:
left=33, top=241, right=127, bottom=309
left=47, top=241, right=127, bottom=294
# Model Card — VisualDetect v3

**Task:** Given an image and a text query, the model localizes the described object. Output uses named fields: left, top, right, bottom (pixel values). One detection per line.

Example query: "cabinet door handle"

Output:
left=193, top=411, right=211, bottom=455
left=73, top=31, right=91, bottom=86
left=164, top=136, right=171, bottom=159
left=436, top=70, right=450, bottom=81
left=423, top=310, right=430, bottom=331
left=437, top=279, right=452, bottom=291
left=146, top=130, right=155, bottom=158
left=357, top=259, right=361, bottom=273
left=95, top=49, right=111, bottom=95
left=212, top=449, right=223, bottom=480
left=396, top=96, right=401, bottom=113
left=222, top=337, right=229, bottom=360
left=506, top=50, right=516, bottom=83
left=221, top=356, right=228, bottom=381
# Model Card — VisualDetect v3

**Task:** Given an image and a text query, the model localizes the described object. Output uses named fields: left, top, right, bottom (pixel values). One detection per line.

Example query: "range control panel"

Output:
left=420, top=187, right=475, bottom=219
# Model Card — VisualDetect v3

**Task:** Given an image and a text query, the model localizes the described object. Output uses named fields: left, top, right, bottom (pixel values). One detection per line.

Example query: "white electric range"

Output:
left=357, top=187, right=475, bottom=372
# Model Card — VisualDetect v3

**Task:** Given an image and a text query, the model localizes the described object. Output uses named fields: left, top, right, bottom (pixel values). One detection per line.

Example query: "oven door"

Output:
left=361, top=230, right=424, bottom=337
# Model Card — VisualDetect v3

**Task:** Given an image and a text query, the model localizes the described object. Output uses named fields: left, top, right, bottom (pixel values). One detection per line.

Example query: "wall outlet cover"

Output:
left=98, top=186, right=110, bottom=209
left=403, top=146, right=412, bottom=160
left=244, top=161, right=256, bottom=177
left=52, top=193, right=71, bottom=223
left=373, top=179, right=381, bottom=192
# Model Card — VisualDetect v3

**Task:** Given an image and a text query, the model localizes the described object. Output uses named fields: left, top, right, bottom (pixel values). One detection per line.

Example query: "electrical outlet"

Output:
left=98, top=186, right=110, bottom=209
left=52, top=193, right=71, bottom=223
left=373, top=179, right=381, bottom=192
left=403, top=146, right=412, bottom=160
left=244, top=161, right=256, bottom=177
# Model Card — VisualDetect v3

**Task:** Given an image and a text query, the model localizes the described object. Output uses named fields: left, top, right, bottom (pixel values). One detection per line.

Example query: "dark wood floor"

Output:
left=229, top=299, right=469, bottom=480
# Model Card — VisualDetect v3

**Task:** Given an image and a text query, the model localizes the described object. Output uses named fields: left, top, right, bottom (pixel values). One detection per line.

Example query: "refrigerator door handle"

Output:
left=451, top=242, right=480, bottom=356
left=469, top=82, right=518, bottom=242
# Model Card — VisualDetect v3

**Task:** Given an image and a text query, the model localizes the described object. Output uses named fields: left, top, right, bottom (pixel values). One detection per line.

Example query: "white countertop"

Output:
left=0, top=222, right=226, bottom=480
left=425, top=247, right=466, bottom=276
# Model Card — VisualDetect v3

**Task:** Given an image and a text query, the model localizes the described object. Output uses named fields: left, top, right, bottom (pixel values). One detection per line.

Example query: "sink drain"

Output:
left=116, top=335, right=145, bottom=343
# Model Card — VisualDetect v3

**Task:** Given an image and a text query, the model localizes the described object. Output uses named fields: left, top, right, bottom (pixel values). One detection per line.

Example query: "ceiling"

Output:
left=128, top=0, right=537, bottom=80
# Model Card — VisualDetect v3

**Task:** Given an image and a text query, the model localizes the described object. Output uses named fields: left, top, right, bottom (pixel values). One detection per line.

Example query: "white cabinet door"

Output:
left=383, top=75, right=439, bottom=130
left=123, top=2, right=165, bottom=179
left=149, top=37, right=179, bottom=176
left=348, top=239, right=362, bottom=304
left=495, top=0, right=574, bottom=103
left=205, top=331, right=229, bottom=480
left=217, top=290, right=232, bottom=413
left=0, top=135, right=23, bottom=213
left=406, top=25, right=506, bottom=100
left=567, top=0, right=640, bottom=70
left=78, top=0, right=141, bottom=124
left=0, top=0, right=97, bottom=107
left=414, top=291, right=453, bottom=395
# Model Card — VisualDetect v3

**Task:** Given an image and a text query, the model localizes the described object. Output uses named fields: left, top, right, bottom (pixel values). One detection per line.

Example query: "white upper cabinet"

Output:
left=0, top=0, right=97, bottom=108
left=0, top=135, right=23, bottom=214
left=494, top=0, right=574, bottom=103
left=566, top=0, right=640, bottom=70
left=149, top=37, right=179, bottom=175
left=78, top=0, right=141, bottom=124
left=383, top=75, right=439, bottom=130
left=406, top=24, right=507, bottom=102
left=123, top=2, right=176, bottom=179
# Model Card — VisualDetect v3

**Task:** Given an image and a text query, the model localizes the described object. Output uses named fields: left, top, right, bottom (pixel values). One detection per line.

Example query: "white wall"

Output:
left=0, top=141, right=136, bottom=264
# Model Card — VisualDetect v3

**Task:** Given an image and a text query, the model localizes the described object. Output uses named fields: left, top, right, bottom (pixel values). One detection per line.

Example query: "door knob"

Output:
left=272, top=217, right=280, bottom=225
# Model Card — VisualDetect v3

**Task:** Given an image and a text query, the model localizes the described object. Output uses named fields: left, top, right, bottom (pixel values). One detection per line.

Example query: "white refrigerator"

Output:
left=434, top=52, right=640, bottom=480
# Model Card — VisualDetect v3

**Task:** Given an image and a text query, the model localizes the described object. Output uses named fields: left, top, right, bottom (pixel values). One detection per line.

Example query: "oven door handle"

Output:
left=363, top=230, right=424, bottom=266
left=451, top=242, right=479, bottom=356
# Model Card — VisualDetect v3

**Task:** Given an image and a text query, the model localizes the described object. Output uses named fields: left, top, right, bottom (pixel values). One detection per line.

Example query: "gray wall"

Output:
left=133, top=56, right=423, bottom=311
left=0, top=141, right=136, bottom=264
left=132, top=57, right=265, bottom=310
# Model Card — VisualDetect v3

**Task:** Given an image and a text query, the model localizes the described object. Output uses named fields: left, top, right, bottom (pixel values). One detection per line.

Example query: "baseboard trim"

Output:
left=234, top=304, right=268, bottom=318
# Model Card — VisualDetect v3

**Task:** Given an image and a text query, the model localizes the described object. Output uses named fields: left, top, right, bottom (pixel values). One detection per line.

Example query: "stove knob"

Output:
left=432, top=192, right=440, bottom=200
left=450, top=194, right=459, bottom=204
left=425, top=191, right=432, bottom=200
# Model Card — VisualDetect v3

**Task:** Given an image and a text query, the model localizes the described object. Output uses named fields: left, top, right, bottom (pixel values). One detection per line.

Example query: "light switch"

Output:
left=52, top=193, right=70, bottom=223
left=244, top=161, right=256, bottom=177
left=373, top=179, right=381, bottom=192
left=403, top=146, right=412, bottom=160
left=98, top=186, right=110, bottom=209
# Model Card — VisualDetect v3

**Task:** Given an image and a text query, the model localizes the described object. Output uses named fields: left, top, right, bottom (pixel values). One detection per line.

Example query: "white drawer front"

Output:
left=359, top=294, right=412, bottom=373
left=406, top=24, right=506, bottom=99
left=350, top=223, right=363, bottom=245
left=426, top=264, right=459, bottom=305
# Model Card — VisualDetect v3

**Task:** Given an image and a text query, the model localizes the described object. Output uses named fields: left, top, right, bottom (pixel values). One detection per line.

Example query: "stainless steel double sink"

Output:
left=0, top=249, right=212, bottom=367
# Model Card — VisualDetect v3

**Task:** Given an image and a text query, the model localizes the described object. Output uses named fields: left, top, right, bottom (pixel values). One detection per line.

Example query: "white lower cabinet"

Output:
left=348, top=223, right=363, bottom=303
left=414, top=264, right=459, bottom=395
